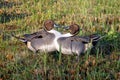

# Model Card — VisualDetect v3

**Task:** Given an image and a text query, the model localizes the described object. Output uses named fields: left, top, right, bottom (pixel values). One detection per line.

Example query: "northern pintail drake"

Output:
left=12, top=20, right=62, bottom=53
left=55, top=24, right=101, bottom=58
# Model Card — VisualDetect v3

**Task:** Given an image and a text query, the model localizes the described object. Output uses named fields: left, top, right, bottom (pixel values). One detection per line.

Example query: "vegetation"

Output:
left=0, top=0, right=120, bottom=80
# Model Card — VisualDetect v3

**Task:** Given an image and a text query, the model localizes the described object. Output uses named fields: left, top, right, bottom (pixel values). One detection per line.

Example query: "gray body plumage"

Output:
left=12, top=29, right=59, bottom=53
left=29, top=32, right=56, bottom=52
left=12, top=20, right=64, bottom=53
left=56, top=34, right=100, bottom=56
left=23, top=29, right=48, bottom=41
left=57, top=37, right=85, bottom=56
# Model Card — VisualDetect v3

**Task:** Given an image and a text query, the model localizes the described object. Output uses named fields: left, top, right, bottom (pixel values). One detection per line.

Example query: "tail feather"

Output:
left=89, top=34, right=101, bottom=42
left=23, top=34, right=31, bottom=38
left=90, top=34, right=108, bottom=46
left=11, top=33, right=27, bottom=43
left=89, top=34, right=101, bottom=46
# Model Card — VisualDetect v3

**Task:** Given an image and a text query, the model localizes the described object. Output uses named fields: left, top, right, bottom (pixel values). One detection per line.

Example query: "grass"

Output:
left=0, top=0, right=120, bottom=80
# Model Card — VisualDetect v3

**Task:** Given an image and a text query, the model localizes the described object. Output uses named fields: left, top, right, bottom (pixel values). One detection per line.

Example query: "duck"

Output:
left=54, top=24, right=101, bottom=59
left=12, top=20, right=62, bottom=53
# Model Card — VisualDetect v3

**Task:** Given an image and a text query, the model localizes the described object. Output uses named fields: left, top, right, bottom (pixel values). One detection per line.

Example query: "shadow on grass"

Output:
left=0, top=12, right=30, bottom=23
left=0, top=1, right=22, bottom=8
left=0, top=1, right=30, bottom=23
left=92, top=32, right=120, bottom=55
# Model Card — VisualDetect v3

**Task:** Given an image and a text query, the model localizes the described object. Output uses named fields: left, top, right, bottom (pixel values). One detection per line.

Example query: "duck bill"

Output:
left=63, top=26, right=70, bottom=30
left=54, top=23, right=61, bottom=28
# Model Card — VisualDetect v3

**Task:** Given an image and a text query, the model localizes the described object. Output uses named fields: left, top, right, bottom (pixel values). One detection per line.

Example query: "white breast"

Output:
left=84, top=43, right=93, bottom=52
left=27, top=41, right=36, bottom=52
left=46, top=29, right=62, bottom=51
left=54, top=33, right=73, bottom=51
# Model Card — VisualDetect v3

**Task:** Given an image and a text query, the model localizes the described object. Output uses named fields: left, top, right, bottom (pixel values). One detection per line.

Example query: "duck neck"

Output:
left=47, top=29, right=62, bottom=50
left=54, top=32, right=73, bottom=50
left=61, top=33, right=73, bottom=37
left=48, top=29, right=61, bottom=37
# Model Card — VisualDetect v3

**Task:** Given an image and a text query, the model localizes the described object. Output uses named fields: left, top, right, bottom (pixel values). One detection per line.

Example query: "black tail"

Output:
left=11, top=33, right=27, bottom=43
left=90, top=34, right=100, bottom=41
left=89, top=34, right=101, bottom=46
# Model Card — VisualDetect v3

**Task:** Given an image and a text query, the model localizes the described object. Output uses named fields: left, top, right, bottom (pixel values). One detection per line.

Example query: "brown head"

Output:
left=43, top=20, right=55, bottom=31
left=69, top=24, right=80, bottom=36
